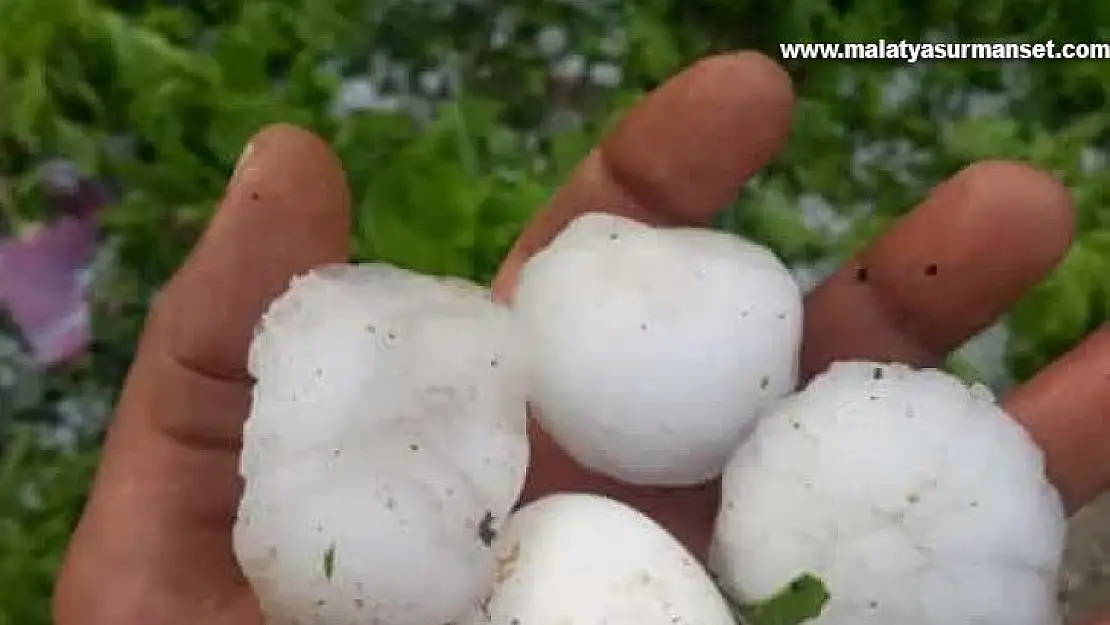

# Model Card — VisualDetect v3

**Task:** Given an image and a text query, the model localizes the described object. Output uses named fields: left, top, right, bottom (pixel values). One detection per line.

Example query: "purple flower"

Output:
left=0, top=204, right=102, bottom=367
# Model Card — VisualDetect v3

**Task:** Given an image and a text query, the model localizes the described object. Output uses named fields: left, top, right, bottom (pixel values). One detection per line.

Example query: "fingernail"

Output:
left=232, top=141, right=257, bottom=179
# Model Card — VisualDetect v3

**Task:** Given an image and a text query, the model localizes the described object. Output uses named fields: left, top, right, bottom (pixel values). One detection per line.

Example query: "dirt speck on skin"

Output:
left=1062, top=493, right=1110, bottom=623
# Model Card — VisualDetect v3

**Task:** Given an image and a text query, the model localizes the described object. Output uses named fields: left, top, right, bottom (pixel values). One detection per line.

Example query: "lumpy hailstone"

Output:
left=458, top=493, right=737, bottom=625
left=233, top=264, right=531, bottom=625
left=511, top=212, right=803, bottom=486
left=710, top=361, right=1067, bottom=625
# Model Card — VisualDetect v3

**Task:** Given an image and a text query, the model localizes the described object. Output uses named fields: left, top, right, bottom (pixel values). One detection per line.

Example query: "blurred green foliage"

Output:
left=1, top=0, right=1108, bottom=622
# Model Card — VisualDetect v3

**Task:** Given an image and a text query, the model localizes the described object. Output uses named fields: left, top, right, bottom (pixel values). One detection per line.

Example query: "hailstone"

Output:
left=511, top=212, right=803, bottom=486
left=233, top=263, right=530, bottom=625
left=710, top=361, right=1067, bottom=625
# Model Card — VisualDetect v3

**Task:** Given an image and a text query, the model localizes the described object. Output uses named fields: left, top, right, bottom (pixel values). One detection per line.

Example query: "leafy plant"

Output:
left=2, top=0, right=1109, bottom=622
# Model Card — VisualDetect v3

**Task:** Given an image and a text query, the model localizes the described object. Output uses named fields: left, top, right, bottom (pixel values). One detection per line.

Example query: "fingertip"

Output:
left=721, top=50, right=797, bottom=112
left=692, top=50, right=796, bottom=158
left=600, top=50, right=796, bottom=223
left=690, top=50, right=796, bottom=104
left=493, top=51, right=796, bottom=299
left=233, top=123, right=348, bottom=193
left=954, top=160, right=1076, bottom=260
left=158, top=123, right=351, bottom=379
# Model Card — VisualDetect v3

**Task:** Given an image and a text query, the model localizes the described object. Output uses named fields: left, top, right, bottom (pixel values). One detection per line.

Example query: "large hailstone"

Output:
left=233, top=264, right=531, bottom=625
left=511, top=212, right=803, bottom=486
left=457, top=493, right=737, bottom=625
left=710, top=361, right=1067, bottom=625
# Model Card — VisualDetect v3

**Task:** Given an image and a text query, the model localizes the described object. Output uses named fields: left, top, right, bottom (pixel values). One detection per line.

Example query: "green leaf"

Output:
left=733, top=574, right=830, bottom=625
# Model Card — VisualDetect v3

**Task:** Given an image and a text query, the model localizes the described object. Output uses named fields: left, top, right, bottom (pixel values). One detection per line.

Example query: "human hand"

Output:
left=53, top=52, right=1110, bottom=625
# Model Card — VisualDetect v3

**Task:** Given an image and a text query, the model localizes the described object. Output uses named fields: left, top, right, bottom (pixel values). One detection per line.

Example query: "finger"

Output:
left=101, top=122, right=347, bottom=511
left=492, top=51, right=794, bottom=296
left=57, top=125, right=349, bottom=621
left=1003, top=326, right=1110, bottom=512
left=801, top=160, right=1075, bottom=378
left=158, top=123, right=351, bottom=382
left=138, top=124, right=350, bottom=448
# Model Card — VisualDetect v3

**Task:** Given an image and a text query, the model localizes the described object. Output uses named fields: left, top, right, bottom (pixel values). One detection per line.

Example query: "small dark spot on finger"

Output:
left=924, top=263, right=938, bottom=276
left=250, top=191, right=260, bottom=200
left=855, top=266, right=869, bottom=282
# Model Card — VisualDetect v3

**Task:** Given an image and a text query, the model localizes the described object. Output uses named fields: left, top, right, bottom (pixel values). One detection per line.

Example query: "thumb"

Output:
left=153, top=124, right=351, bottom=381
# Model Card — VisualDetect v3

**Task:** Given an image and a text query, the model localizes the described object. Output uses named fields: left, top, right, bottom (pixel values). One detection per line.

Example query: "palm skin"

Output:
left=53, top=52, right=1110, bottom=625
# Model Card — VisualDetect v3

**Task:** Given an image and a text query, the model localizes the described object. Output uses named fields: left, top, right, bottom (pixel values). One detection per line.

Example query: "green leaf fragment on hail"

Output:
left=322, top=542, right=337, bottom=581
left=731, top=573, right=829, bottom=625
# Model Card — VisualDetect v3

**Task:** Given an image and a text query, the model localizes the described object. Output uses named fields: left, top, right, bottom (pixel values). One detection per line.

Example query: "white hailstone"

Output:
left=510, top=212, right=803, bottom=486
left=588, top=61, right=623, bottom=88
left=552, top=53, right=587, bottom=82
left=535, top=25, right=568, bottom=59
left=710, top=361, right=1067, bottom=625
left=234, top=263, right=531, bottom=625
left=418, top=69, right=446, bottom=95
left=331, top=77, right=401, bottom=117
left=456, top=493, right=737, bottom=625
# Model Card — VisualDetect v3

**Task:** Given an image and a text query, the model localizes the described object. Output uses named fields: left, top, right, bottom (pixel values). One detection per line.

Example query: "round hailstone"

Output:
left=234, top=263, right=530, bottom=625
left=511, top=212, right=803, bottom=486
left=710, top=361, right=1067, bottom=625
left=454, top=493, right=737, bottom=625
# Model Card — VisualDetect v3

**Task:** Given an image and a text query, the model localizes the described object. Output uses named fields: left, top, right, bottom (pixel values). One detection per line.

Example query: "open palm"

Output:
left=53, top=52, right=1110, bottom=625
